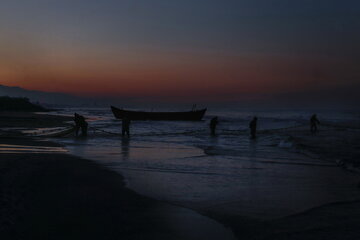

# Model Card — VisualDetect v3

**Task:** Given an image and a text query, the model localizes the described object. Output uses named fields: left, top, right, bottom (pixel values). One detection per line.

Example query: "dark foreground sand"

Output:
left=1, top=150, right=218, bottom=239
left=1, top=150, right=166, bottom=239
left=0, top=141, right=237, bottom=240
left=207, top=199, right=360, bottom=240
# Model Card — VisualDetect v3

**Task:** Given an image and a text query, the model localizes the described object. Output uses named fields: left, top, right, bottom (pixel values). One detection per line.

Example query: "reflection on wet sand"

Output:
left=121, top=137, right=130, bottom=160
left=0, top=144, right=67, bottom=153
left=61, top=135, right=360, bottom=220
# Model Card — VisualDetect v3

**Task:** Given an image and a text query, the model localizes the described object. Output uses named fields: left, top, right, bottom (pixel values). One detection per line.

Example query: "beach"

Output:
left=209, top=122, right=360, bottom=239
left=1, top=0, right=359, bottom=238
left=1, top=111, right=360, bottom=239
left=0, top=113, right=235, bottom=239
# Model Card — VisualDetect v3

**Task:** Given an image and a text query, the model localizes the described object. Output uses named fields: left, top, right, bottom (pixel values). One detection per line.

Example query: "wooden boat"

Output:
left=111, top=106, right=206, bottom=121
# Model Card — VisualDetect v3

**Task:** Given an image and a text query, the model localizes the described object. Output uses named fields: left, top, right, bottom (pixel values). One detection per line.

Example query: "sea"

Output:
left=44, top=107, right=360, bottom=220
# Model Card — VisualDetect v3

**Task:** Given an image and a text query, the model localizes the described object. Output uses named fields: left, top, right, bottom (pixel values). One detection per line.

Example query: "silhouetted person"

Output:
left=210, top=117, right=218, bottom=135
left=310, top=114, right=320, bottom=134
left=249, top=117, right=257, bottom=139
left=122, top=116, right=131, bottom=137
left=74, top=113, right=88, bottom=137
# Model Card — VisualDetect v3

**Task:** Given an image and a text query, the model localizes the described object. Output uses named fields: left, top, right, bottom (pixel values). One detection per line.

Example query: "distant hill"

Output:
left=0, top=85, right=93, bottom=107
left=0, top=96, right=47, bottom=112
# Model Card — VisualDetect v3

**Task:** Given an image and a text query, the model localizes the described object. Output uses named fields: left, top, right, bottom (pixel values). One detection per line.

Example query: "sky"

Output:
left=0, top=0, right=359, bottom=104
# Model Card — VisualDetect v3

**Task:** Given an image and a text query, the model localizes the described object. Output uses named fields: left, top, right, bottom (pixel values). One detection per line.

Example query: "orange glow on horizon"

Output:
left=1, top=51, right=357, bottom=101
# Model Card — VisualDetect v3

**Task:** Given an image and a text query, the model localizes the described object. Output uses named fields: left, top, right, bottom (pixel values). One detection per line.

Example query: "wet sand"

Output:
left=0, top=149, right=235, bottom=239
left=0, top=113, right=235, bottom=239
left=2, top=112, right=360, bottom=239
left=57, top=121, right=360, bottom=239
left=207, top=123, right=360, bottom=239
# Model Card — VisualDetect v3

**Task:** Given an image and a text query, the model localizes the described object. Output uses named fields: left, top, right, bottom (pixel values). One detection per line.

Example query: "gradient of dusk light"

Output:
left=0, top=0, right=359, bottom=101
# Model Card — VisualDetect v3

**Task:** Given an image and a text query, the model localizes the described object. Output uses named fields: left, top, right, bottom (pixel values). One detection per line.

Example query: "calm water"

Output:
left=51, top=107, right=360, bottom=220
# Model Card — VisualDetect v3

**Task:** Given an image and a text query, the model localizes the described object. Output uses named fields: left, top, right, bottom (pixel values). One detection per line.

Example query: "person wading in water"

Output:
left=310, top=114, right=320, bottom=134
left=210, top=116, right=219, bottom=136
left=249, top=116, right=257, bottom=139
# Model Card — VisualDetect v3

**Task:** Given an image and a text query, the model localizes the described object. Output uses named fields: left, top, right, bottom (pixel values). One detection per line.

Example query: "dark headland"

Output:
left=0, top=96, right=48, bottom=112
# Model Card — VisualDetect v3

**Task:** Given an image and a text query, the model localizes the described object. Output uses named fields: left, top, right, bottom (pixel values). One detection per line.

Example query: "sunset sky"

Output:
left=0, top=0, right=359, bottom=103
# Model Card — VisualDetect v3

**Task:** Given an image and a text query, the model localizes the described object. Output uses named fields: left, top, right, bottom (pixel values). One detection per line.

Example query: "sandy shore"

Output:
left=206, top=122, right=360, bottom=239
left=206, top=199, right=360, bottom=240
left=2, top=112, right=360, bottom=239
left=0, top=152, right=182, bottom=239
left=0, top=140, right=238, bottom=240
left=0, top=113, right=235, bottom=239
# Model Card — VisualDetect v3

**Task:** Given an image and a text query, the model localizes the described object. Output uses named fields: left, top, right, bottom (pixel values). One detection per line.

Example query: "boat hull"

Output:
left=111, top=106, right=206, bottom=121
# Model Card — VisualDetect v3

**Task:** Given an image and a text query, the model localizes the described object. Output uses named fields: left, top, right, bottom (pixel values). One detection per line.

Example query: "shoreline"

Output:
left=204, top=198, right=360, bottom=240
left=278, top=123, right=360, bottom=171
left=3, top=137, right=360, bottom=240
left=0, top=112, right=236, bottom=239
left=2, top=112, right=360, bottom=239
left=208, top=123, right=360, bottom=239
left=0, top=138, right=236, bottom=240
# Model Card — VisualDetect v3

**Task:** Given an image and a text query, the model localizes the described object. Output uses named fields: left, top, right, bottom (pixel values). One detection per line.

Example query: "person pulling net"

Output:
left=74, top=113, right=88, bottom=137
